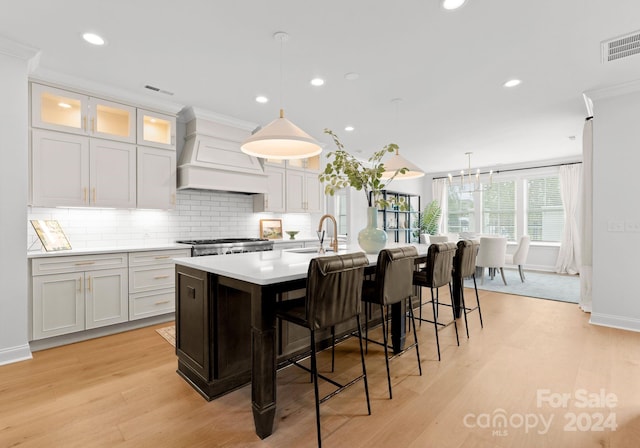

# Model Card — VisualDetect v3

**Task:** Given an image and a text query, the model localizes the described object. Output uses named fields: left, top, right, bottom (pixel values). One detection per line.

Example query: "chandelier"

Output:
left=448, top=152, right=493, bottom=192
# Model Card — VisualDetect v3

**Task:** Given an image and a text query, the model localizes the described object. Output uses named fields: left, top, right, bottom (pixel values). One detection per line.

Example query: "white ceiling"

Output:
left=3, top=0, right=640, bottom=174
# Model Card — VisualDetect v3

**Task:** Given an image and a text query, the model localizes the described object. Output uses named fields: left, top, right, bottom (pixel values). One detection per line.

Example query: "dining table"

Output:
left=173, top=242, right=439, bottom=439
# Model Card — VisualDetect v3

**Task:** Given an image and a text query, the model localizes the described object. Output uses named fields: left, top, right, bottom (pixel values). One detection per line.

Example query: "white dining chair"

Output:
left=505, top=235, right=530, bottom=282
left=420, top=234, right=448, bottom=244
left=476, top=237, right=508, bottom=285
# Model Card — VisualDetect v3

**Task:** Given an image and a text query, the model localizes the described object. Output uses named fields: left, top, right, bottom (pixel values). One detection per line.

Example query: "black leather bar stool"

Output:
left=453, top=239, right=483, bottom=338
left=275, top=252, right=370, bottom=448
left=361, top=246, right=421, bottom=399
left=412, top=242, right=459, bottom=361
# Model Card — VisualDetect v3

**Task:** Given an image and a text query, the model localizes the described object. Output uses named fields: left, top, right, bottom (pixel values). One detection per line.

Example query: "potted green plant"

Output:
left=319, top=129, right=408, bottom=253
left=420, top=200, right=442, bottom=235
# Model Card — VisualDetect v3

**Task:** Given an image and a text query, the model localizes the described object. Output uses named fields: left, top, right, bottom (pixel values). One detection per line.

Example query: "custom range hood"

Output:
left=177, top=107, right=268, bottom=194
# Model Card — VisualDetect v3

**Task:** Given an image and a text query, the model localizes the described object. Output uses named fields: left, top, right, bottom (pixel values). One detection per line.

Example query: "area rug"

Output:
left=156, top=325, right=176, bottom=347
left=464, top=269, right=580, bottom=303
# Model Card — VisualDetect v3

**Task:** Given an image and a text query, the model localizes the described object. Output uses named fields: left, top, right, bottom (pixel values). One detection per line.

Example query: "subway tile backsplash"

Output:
left=27, top=190, right=315, bottom=250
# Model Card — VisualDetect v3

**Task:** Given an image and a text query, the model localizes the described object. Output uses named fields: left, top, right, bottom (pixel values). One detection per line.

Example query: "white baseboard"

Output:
left=589, top=312, right=640, bottom=333
left=0, top=343, right=33, bottom=366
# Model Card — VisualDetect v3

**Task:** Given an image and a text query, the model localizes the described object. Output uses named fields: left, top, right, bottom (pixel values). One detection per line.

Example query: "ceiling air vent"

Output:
left=144, top=84, right=174, bottom=96
left=601, top=30, right=640, bottom=63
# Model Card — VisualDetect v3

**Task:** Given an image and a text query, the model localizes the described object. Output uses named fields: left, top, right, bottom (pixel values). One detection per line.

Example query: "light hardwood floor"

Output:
left=2, top=289, right=640, bottom=448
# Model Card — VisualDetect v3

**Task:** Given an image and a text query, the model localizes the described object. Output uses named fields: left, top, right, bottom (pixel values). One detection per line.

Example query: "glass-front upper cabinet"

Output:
left=137, top=109, right=176, bottom=151
left=89, top=98, right=136, bottom=143
left=283, top=154, right=321, bottom=171
left=263, top=155, right=321, bottom=171
left=31, top=83, right=136, bottom=143
left=31, top=83, right=86, bottom=134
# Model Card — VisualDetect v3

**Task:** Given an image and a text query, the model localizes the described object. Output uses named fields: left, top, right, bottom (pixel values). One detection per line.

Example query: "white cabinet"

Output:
left=31, top=130, right=136, bottom=208
left=137, top=109, right=176, bottom=151
left=128, top=249, right=190, bottom=320
left=31, top=253, right=128, bottom=340
left=137, top=147, right=176, bottom=209
left=31, top=83, right=136, bottom=143
left=30, top=83, right=178, bottom=210
left=90, top=139, right=137, bottom=208
left=32, top=272, right=84, bottom=339
left=253, top=166, right=286, bottom=213
left=84, top=268, right=128, bottom=330
left=285, top=170, right=323, bottom=213
left=254, top=157, right=324, bottom=214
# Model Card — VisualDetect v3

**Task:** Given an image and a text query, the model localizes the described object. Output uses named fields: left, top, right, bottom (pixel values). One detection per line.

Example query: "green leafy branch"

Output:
left=318, top=129, right=408, bottom=208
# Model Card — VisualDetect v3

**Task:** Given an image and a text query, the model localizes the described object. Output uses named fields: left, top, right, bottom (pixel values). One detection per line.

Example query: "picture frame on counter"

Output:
left=260, top=219, right=283, bottom=240
left=30, top=219, right=72, bottom=251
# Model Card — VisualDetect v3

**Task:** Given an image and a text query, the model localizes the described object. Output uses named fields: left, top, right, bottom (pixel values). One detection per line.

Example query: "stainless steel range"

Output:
left=176, top=238, right=274, bottom=257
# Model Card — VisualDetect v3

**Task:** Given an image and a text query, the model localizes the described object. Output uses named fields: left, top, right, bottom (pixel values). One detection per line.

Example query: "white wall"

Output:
left=0, top=38, right=37, bottom=365
left=589, top=84, right=640, bottom=331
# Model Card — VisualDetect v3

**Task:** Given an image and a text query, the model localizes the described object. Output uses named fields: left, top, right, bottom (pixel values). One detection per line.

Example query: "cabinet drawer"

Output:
left=129, top=288, right=175, bottom=320
left=128, top=249, right=190, bottom=267
left=32, top=253, right=127, bottom=276
left=129, top=265, right=175, bottom=293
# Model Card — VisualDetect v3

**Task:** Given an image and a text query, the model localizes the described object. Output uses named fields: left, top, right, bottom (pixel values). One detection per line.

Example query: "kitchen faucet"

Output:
left=317, top=214, right=339, bottom=253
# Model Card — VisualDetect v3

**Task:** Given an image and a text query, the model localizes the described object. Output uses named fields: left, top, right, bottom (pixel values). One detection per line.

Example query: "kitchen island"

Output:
left=173, top=243, right=430, bottom=439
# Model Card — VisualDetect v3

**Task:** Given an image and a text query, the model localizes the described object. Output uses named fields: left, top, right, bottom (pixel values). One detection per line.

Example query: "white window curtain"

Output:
left=432, top=178, right=448, bottom=234
left=580, top=118, right=593, bottom=312
left=555, top=163, right=582, bottom=274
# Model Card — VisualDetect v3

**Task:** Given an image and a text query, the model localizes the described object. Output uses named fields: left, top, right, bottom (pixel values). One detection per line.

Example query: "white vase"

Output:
left=358, top=206, right=387, bottom=254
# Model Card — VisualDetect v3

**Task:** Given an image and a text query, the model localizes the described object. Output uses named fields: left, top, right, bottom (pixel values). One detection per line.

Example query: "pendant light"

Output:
left=381, top=98, right=425, bottom=180
left=241, top=31, right=322, bottom=160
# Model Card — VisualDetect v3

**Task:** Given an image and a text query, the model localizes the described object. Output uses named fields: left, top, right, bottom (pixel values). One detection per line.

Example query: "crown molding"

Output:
left=583, top=78, right=640, bottom=102
left=0, top=35, right=39, bottom=61
left=179, top=106, right=258, bottom=131
left=29, top=68, right=185, bottom=115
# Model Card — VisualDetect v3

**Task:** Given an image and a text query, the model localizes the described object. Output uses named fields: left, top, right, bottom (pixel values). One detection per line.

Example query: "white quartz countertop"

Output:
left=174, top=243, right=430, bottom=286
left=27, top=243, right=192, bottom=259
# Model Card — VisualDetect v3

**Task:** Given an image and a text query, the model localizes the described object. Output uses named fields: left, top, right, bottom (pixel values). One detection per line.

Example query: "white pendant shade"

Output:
left=241, top=109, right=322, bottom=160
left=381, top=151, right=425, bottom=180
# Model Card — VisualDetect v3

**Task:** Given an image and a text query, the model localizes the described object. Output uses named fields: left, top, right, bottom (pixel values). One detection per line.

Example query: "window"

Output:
left=526, top=176, right=564, bottom=242
left=482, top=180, right=516, bottom=240
left=333, top=188, right=348, bottom=236
left=447, top=185, right=475, bottom=233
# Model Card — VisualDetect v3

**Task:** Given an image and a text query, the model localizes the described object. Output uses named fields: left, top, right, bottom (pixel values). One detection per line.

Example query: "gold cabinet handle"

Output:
left=154, top=275, right=170, bottom=280
left=74, top=261, right=96, bottom=266
left=83, top=187, right=87, bottom=203
left=155, top=300, right=170, bottom=305
left=91, top=117, right=96, bottom=133
left=154, top=256, right=170, bottom=259
left=171, top=193, right=176, bottom=205
left=77, top=278, right=81, bottom=292
left=87, top=276, right=92, bottom=292
left=92, top=188, right=96, bottom=203
left=82, top=115, right=87, bottom=132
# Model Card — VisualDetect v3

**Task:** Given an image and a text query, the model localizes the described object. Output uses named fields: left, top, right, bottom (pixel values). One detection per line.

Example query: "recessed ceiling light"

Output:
left=345, top=126, right=355, bottom=132
left=310, top=78, right=325, bottom=87
left=344, top=72, right=359, bottom=81
left=442, top=0, right=467, bottom=10
left=503, top=79, right=522, bottom=88
left=58, top=102, right=71, bottom=109
left=255, top=95, right=269, bottom=103
left=82, top=32, right=105, bottom=46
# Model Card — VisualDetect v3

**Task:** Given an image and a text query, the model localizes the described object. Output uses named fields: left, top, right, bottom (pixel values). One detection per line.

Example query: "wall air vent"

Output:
left=601, top=30, right=640, bottom=63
